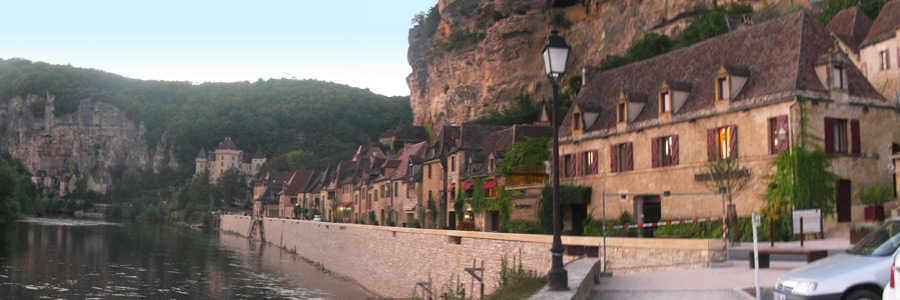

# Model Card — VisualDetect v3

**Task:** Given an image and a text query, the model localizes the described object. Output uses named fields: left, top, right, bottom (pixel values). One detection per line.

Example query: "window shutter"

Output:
left=569, top=154, right=577, bottom=176
left=707, top=128, right=716, bottom=160
left=592, top=150, right=599, bottom=174
left=575, top=152, right=584, bottom=176
left=824, top=118, right=835, bottom=153
left=671, top=135, right=680, bottom=165
left=610, top=145, right=618, bottom=173
left=777, top=115, right=789, bottom=153
left=729, top=125, right=738, bottom=158
left=651, top=138, right=659, bottom=168
left=850, top=119, right=861, bottom=154
left=559, top=155, right=565, bottom=178
left=625, top=142, right=634, bottom=171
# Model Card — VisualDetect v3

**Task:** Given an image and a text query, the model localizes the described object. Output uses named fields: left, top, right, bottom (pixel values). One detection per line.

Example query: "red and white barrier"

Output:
left=610, top=217, right=721, bottom=229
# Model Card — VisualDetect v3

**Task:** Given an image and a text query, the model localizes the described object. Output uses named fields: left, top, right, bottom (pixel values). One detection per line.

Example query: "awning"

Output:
left=446, top=183, right=455, bottom=192
left=461, top=182, right=474, bottom=191
left=482, top=179, right=497, bottom=190
left=403, top=205, right=417, bottom=211
left=337, top=202, right=352, bottom=207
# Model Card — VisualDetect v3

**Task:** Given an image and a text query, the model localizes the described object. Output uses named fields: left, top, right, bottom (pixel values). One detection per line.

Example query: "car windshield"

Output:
left=847, top=221, right=900, bottom=256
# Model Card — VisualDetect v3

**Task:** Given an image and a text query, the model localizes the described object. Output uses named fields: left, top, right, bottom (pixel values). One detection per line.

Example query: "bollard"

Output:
left=800, top=217, right=804, bottom=247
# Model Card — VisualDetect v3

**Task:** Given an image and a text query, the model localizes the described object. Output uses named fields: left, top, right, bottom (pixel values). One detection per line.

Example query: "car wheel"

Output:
left=844, top=289, right=881, bottom=300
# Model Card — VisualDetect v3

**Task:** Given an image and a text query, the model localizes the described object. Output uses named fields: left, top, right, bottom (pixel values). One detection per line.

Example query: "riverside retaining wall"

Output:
left=220, top=215, right=721, bottom=297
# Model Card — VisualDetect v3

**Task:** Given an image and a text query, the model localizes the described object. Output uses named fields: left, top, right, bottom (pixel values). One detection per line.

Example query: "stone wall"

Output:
left=221, top=215, right=720, bottom=298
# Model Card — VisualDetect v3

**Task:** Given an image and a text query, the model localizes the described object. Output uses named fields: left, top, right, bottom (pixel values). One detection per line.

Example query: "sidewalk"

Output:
left=593, top=261, right=805, bottom=300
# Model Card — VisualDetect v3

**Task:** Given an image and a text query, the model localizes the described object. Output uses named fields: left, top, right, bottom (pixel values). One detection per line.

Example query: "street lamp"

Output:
left=543, top=29, right=570, bottom=291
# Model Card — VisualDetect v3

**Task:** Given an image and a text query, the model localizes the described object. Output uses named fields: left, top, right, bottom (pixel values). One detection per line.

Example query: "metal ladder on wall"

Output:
left=248, top=217, right=266, bottom=242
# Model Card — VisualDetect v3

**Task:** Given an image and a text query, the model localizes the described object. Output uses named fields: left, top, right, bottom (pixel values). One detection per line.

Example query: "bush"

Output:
left=858, top=186, right=892, bottom=206
left=552, top=13, right=572, bottom=28
left=502, top=220, right=544, bottom=234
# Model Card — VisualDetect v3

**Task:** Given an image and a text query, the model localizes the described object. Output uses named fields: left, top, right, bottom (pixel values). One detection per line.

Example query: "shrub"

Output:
left=858, top=186, right=892, bottom=206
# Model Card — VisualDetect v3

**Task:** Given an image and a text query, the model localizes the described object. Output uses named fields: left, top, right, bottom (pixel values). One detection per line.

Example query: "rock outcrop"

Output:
left=407, top=0, right=799, bottom=128
left=0, top=94, right=176, bottom=193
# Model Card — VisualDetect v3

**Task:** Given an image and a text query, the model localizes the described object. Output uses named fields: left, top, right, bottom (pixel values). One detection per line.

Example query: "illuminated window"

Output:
left=717, top=77, right=729, bottom=100
left=657, top=136, right=675, bottom=167
left=713, top=127, right=732, bottom=160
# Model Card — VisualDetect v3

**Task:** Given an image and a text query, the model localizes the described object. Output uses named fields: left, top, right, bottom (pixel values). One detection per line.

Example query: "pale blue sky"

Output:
left=0, top=1, right=435, bottom=96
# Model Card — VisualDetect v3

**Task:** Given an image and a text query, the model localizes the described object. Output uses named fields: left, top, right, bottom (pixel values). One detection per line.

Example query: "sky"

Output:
left=0, top=0, right=435, bottom=97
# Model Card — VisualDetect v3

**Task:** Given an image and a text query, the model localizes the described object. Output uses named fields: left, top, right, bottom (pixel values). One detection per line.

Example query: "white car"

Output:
left=775, top=219, right=900, bottom=300
left=312, top=215, right=322, bottom=222
left=884, top=242, right=900, bottom=300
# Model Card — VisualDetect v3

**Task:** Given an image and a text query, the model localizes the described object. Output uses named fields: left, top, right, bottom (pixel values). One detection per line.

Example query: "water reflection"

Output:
left=0, top=218, right=370, bottom=299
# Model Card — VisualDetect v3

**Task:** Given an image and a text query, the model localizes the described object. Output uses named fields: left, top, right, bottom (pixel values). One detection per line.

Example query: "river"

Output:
left=0, top=217, right=372, bottom=299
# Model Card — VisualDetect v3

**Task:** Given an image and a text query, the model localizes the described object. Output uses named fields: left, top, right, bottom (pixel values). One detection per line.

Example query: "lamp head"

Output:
left=543, top=30, right=570, bottom=78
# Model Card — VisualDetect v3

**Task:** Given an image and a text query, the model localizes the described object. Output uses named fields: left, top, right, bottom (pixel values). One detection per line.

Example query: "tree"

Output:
left=217, top=168, right=247, bottom=208
left=819, top=0, right=888, bottom=24
left=286, top=149, right=321, bottom=170
left=702, top=156, right=751, bottom=206
left=427, top=194, right=438, bottom=228
left=497, top=136, right=551, bottom=175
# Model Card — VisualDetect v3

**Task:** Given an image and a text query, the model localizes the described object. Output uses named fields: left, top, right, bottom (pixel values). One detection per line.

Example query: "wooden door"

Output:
left=837, top=179, right=851, bottom=223
left=642, top=196, right=661, bottom=237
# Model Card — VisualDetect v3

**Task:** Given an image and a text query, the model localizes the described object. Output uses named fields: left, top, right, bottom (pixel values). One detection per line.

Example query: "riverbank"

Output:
left=221, top=215, right=723, bottom=298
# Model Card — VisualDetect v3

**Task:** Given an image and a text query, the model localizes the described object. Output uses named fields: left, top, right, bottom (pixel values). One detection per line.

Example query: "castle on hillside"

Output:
left=195, top=137, right=266, bottom=184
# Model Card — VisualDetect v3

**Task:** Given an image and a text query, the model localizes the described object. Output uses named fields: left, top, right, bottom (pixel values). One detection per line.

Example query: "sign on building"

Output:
left=792, top=209, right=821, bottom=234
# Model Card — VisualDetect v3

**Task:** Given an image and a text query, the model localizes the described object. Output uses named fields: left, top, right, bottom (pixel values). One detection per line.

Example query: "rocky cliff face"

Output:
left=407, top=0, right=797, bottom=128
left=0, top=94, right=176, bottom=193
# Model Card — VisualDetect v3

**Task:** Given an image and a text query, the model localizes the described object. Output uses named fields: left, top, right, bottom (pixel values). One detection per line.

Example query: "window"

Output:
left=451, top=156, right=456, bottom=172
left=832, top=66, right=844, bottom=89
left=707, top=126, right=736, bottom=160
left=653, top=136, right=677, bottom=168
left=581, top=151, right=598, bottom=175
left=428, top=164, right=432, bottom=179
left=717, top=77, right=728, bottom=100
left=614, top=143, right=631, bottom=172
left=573, top=112, right=581, bottom=130
left=660, top=91, right=671, bottom=113
left=825, top=118, right=858, bottom=154
left=881, top=50, right=891, bottom=70
left=290, top=197, right=297, bottom=204
left=562, top=154, right=573, bottom=177
left=769, top=116, right=788, bottom=154
left=617, top=103, right=626, bottom=123
left=394, top=182, right=398, bottom=197
left=428, top=190, right=432, bottom=201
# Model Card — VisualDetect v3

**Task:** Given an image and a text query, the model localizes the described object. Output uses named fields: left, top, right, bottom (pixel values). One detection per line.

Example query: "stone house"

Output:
left=195, top=137, right=265, bottom=184
left=252, top=171, right=292, bottom=218
left=828, top=1, right=900, bottom=103
left=276, top=170, right=315, bottom=218
left=559, top=12, right=896, bottom=235
left=421, top=125, right=460, bottom=228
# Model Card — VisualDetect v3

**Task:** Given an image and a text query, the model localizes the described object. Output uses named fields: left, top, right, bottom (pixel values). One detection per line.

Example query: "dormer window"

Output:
left=880, top=50, right=891, bottom=70
left=616, top=102, right=626, bottom=123
left=832, top=65, right=844, bottom=89
left=659, top=91, right=671, bottom=113
left=573, top=112, right=581, bottom=130
left=717, top=77, right=729, bottom=100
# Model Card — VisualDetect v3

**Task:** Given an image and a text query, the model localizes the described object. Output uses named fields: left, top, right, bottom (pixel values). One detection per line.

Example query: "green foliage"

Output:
left=502, top=220, right=544, bottom=234
left=428, top=30, right=480, bottom=62
left=489, top=185, right=517, bottom=232
left=470, top=93, right=542, bottom=126
left=497, top=136, right=550, bottom=175
left=858, top=186, right=892, bottom=206
left=765, top=147, right=839, bottom=217
left=454, top=187, right=465, bottom=225
left=676, top=4, right=751, bottom=49
left=468, top=177, right=487, bottom=213
left=0, top=59, right=412, bottom=169
left=552, top=12, right=572, bottom=28
left=369, top=210, right=378, bottom=225
left=702, top=156, right=751, bottom=205
left=423, top=114, right=437, bottom=144
left=390, top=139, right=404, bottom=152
left=217, top=168, right=248, bottom=206
left=583, top=211, right=634, bottom=237
left=599, top=33, right=672, bottom=71
left=260, top=149, right=322, bottom=173
left=412, top=4, right=441, bottom=38
left=427, top=194, right=439, bottom=228
left=539, top=185, right=591, bottom=234
left=819, top=0, right=888, bottom=24
left=652, top=220, right=724, bottom=238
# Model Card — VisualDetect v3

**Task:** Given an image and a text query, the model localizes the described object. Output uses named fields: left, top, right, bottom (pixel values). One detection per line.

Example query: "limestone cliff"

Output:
left=0, top=94, right=176, bottom=193
left=407, top=0, right=799, bottom=128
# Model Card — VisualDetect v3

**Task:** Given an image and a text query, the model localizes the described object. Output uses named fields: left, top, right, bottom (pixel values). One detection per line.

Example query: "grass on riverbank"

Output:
left=488, top=276, right=547, bottom=300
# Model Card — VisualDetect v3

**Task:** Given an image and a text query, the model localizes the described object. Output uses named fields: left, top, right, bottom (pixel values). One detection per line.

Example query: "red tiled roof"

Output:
left=862, top=0, right=900, bottom=47
left=282, top=170, right=315, bottom=195
left=826, top=7, right=873, bottom=53
left=565, top=11, right=884, bottom=137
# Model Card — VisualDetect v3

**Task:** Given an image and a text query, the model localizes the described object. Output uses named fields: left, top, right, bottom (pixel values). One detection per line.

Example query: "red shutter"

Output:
left=651, top=137, right=659, bottom=168
left=610, top=145, right=618, bottom=173
left=576, top=152, right=583, bottom=176
left=850, top=119, right=860, bottom=154
left=776, top=115, right=789, bottom=153
left=707, top=128, right=716, bottom=160
left=897, top=48, right=900, bottom=68
left=671, top=135, right=680, bottom=165
left=729, top=125, right=738, bottom=158
left=625, top=142, right=634, bottom=171
left=592, top=150, right=599, bottom=174
left=559, top=155, right=565, bottom=177
left=824, top=117, right=835, bottom=153
left=569, top=154, right=576, bottom=176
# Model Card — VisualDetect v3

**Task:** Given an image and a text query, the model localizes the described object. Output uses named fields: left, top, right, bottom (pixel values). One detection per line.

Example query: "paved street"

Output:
left=593, top=261, right=805, bottom=300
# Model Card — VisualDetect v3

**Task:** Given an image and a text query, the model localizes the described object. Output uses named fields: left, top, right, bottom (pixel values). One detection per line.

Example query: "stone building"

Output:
left=559, top=11, right=897, bottom=235
left=828, top=1, right=900, bottom=103
left=195, top=137, right=265, bottom=183
left=276, top=170, right=315, bottom=218
left=252, top=171, right=292, bottom=218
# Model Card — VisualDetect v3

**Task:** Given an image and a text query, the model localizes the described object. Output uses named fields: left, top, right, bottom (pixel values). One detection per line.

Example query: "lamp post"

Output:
left=543, top=29, right=570, bottom=291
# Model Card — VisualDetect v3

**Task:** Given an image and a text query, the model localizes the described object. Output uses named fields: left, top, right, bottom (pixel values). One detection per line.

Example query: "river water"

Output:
left=0, top=217, right=371, bottom=299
